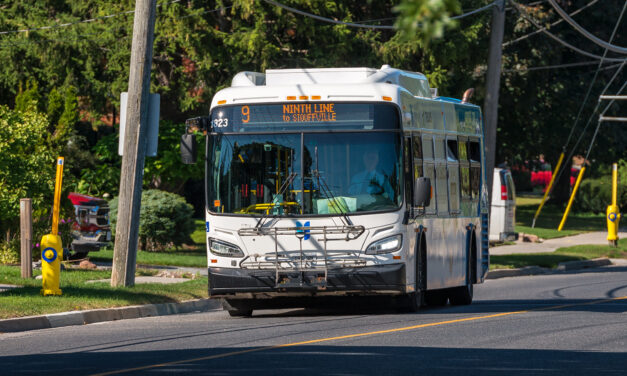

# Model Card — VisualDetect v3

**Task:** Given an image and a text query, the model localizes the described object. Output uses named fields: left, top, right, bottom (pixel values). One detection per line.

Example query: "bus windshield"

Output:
left=207, top=105, right=402, bottom=216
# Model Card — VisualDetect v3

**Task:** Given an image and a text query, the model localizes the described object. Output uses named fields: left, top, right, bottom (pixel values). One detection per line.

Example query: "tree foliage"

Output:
left=0, top=106, right=55, bottom=240
left=0, top=0, right=624, bottom=232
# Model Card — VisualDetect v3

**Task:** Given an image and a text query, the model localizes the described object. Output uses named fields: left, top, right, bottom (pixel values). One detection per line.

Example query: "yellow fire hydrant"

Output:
left=41, top=157, right=64, bottom=296
left=41, top=234, right=63, bottom=295
left=606, top=163, right=621, bottom=247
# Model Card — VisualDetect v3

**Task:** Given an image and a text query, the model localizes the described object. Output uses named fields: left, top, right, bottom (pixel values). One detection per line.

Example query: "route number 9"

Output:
left=241, top=106, right=250, bottom=123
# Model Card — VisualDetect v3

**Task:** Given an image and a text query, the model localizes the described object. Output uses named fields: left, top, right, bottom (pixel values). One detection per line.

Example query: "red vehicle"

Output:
left=67, top=193, right=112, bottom=259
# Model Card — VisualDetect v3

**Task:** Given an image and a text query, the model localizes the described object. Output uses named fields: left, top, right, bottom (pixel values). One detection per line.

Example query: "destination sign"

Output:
left=281, top=103, right=337, bottom=122
left=210, top=103, right=399, bottom=132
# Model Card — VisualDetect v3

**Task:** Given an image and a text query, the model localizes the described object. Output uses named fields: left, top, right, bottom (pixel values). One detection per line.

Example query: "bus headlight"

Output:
left=365, top=234, right=402, bottom=255
left=209, top=239, right=244, bottom=258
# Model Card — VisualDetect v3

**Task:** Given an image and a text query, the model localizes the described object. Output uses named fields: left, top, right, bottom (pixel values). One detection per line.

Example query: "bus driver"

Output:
left=348, top=150, right=394, bottom=200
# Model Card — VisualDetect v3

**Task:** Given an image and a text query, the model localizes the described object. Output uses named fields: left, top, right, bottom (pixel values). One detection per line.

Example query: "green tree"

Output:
left=0, top=105, right=55, bottom=242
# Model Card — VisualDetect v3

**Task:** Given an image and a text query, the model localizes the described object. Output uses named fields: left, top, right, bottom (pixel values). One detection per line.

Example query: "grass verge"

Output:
left=515, top=197, right=605, bottom=239
left=89, top=219, right=208, bottom=268
left=490, top=238, right=627, bottom=270
left=0, top=266, right=208, bottom=319
left=89, top=248, right=206, bottom=268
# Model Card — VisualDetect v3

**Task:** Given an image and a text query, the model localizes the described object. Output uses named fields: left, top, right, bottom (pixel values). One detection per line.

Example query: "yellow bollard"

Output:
left=41, top=157, right=64, bottom=296
left=40, top=234, right=62, bottom=295
left=607, top=163, right=621, bottom=247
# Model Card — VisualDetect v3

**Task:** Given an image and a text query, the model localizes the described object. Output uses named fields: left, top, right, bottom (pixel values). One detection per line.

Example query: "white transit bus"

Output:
left=181, top=65, right=489, bottom=316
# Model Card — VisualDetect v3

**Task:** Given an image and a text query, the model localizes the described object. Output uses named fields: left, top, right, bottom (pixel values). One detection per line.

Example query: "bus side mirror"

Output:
left=181, top=116, right=209, bottom=164
left=414, top=177, right=431, bottom=207
left=181, top=133, right=197, bottom=164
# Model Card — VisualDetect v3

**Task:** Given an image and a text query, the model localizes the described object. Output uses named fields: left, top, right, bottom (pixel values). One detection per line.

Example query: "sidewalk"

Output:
left=489, top=231, right=627, bottom=255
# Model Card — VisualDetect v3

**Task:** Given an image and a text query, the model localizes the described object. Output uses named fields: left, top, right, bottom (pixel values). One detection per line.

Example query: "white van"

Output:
left=490, top=168, right=518, bottom=242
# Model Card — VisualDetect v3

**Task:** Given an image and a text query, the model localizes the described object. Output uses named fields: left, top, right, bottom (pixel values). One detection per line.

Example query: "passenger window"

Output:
left=469, top=140, right=481, bottom=200
left=458, top=138, right=471, bottom=200
left=446, top=139, right=460, bottom=214
left=413, top=134, right=423, bottom=179
left=469, top=140, right=481, bottom=163
left=422, top=135, right=434, bottom=160
left=413, top=134, right=423, bottom=159
left=423, top=163, right=436, bottom=214
left=436, top=165, right=448, bottom=214
left=446, top=139, right=458, bottom=161
left=434, top=137, right=445, bottom=160
left=458, top=141, right=468, bottom=161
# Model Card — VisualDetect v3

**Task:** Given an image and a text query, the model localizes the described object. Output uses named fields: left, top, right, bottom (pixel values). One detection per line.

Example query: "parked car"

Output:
left=67, top=192, right=112, bottom=259
left=490, top=168, right=518, bottom=242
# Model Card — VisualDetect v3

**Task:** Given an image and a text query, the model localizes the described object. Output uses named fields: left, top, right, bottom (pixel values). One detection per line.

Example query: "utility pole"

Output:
left=111, top=0, right=157, bottom=287
left=483, top=0, right=506, bottom=211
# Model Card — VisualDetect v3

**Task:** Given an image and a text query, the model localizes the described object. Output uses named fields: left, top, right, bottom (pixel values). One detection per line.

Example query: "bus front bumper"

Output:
left=208, top=263, right=406, bottom=297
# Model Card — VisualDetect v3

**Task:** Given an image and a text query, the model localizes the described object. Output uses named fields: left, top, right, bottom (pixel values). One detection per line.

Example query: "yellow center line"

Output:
left=90, top=296, right=627, bottom=376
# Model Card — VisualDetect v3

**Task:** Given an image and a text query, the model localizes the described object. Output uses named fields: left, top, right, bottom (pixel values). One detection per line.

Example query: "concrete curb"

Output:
left=487, top=258, right=615, bottom=279
left=0, top=298, right=221, bottom=334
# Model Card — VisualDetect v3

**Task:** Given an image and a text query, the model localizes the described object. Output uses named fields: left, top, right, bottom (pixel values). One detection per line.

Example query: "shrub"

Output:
left=0, top=238, right=19, bottom=265
left=109, top=190, right=195, bottom=251
left=573, top=161, right=627, bottom=214
left=511, top=168, right=532, bottom=192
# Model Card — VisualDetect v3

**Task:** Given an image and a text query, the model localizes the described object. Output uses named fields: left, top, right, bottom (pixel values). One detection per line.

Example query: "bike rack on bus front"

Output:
left=237, top=225, right=366, bottom=289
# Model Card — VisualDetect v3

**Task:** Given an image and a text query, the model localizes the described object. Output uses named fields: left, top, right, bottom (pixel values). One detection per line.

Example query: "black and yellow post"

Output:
left=607, top=163, right=621, bottom=247
left=41, top=157, right=64, bottom=296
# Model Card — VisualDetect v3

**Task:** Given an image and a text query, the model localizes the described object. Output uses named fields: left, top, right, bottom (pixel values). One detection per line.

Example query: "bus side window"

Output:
left=446, top=139, right=460, bottom=214
left=421, top=135, right=436, bottom=214
left=458, top=138, right=471, bottom=200
left=404, top=135, right=413, bottom=210
left=469, top=140, right=481, bottom=200
left=434, top=137, right=448, bottom=215
left=413, top=133, right=423, bottom=178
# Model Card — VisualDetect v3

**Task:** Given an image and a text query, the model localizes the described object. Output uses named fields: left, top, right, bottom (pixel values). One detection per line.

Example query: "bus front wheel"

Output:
left=223, top=299, right=253, bottom=317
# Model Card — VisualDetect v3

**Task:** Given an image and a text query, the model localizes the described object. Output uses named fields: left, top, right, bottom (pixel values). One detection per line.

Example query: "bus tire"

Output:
left=223, top=299, right=253, bottom=317
left=425, top=290, right=448, bottom=306
left=450, top=232, right=476, bottom=306
left=401, top=230, right=427, bottom=312
left=227, top=307, right=253, bottom=317
left=448, top=282, right=473, bottom=306
left=397, top=291, right=424, bottom=313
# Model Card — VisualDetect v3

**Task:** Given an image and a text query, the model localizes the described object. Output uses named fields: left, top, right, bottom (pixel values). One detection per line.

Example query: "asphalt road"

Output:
left=2, top=266, right=626, bottom=375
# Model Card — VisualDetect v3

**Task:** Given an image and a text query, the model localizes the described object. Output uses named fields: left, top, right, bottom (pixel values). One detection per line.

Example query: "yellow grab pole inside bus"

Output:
left=41, top=157, right=64, bottom=296
left=558, top=166, right=585, bottom=231
left=532, top=152, right=565, bottom=228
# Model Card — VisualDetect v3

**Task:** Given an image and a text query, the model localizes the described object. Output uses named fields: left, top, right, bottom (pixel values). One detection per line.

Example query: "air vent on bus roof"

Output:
left=232, top=71, right=266, bottom=87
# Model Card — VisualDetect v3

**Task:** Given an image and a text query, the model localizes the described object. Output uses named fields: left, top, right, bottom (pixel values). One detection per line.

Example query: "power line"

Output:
left=584, top=79, right=627, bottom=161
left=502, top=60, right=610, bottom=73
left=262, top=0, right=394, bottom=30
left=503, top=0, right=599, bottom=48
left=562, top=1, right=626, bottom=150
left=0, top=0, right=180, bottom=35
left=559, top=61, right=625, bottom=180
left=178, top=6, right=233, bottom=20
left=510, top=2, right=626, bottom=63
left=548, top=0, right=627, bottom=55
left=451, top=2, right=497, bottom=20
left=262, top=0, right=500, bottom=30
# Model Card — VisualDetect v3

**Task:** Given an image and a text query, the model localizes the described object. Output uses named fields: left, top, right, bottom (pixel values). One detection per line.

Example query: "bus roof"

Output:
left=210, top=65, right=435, bottom=110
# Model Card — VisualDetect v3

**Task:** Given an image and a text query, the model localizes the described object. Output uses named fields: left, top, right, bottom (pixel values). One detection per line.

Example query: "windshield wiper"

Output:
left=313, top=146, right=353, bottom=226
